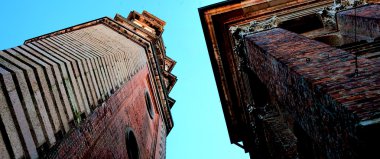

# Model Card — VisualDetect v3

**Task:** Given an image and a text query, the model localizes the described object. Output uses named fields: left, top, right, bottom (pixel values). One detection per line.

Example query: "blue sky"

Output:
left=0, top=0, right=249, bottom=158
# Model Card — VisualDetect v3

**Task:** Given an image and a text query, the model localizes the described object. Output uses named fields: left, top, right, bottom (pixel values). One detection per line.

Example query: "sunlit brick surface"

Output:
left=0, top=21, right=171, bottom=158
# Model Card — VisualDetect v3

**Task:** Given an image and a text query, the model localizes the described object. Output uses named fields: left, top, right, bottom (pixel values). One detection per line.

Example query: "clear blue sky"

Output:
left=0, top=0, right=249, bottom=158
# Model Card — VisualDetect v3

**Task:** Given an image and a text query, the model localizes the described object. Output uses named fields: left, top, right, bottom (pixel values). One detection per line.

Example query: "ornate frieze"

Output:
left=230, top=16, right=280, bottom=35
left=230, top=16, right=280, bottom=72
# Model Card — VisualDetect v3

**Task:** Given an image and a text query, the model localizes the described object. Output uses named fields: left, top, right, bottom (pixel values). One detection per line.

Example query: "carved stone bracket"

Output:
left=230, top=16, right=280, bottom=72
left=318, top=0, right=367, bottom=28
left=248, top=16, right=280, bottom=33
left=230, top=27, right=249, bottom=72
left=230, top=16, right=280, bottom=35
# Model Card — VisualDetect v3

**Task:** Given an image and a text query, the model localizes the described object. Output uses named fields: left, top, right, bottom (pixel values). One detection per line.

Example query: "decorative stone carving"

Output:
left=248, top=16, right=281, bottom=32
left=230, top=27, right=248, bottom=71
left=318, top=0, right=367, bottom=28
left=230, top=16, right=280, bottom=72
left=229, top=16, right=280, bottom=35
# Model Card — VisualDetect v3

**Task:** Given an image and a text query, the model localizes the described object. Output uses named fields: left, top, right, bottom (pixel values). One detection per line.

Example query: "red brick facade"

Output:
left=43, top=67, right=167, bottom=159
left=0, top=11, right=176, bottom=159
left=200, top=1, right=379, bottom=158
left=245, top=28, right=378, bottom=158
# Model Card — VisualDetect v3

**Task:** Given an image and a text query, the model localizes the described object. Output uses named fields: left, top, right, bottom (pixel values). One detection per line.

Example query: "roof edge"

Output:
left=24, top=17, right=110, bottom=44
left=198, top=0, right=240, bottom=13
left=198, top=0, right=241, bottom=144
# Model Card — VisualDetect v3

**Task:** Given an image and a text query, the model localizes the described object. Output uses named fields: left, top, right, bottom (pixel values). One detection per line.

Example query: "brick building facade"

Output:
left=200, top=0, right=379, bottom=158
left=0, top=11, right=176, bottom=158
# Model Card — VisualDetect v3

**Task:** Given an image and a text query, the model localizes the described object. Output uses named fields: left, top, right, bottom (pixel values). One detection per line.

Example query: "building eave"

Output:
left=199, top=0, right=334, bottom=145
left=25, top=15, right=176, bottom=135
left=199, top=0, right=243, bottom=144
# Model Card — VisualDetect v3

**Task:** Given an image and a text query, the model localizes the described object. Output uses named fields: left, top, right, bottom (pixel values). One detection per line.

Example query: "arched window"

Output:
left=126, top=127, right=139, bottom=159
left=145, top=91, right=154, bottom=119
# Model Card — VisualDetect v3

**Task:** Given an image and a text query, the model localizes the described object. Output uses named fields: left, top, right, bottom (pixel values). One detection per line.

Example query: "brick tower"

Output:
left=200, top=0, right=379, bottom=158
left=0, top=11, right=176, bottom=159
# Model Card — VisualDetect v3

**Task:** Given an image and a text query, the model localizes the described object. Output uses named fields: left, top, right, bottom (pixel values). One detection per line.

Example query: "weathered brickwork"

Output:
left=42, top=67, right=166, bottom=159
left=337, top=4, right=380, bottom=42
left=0, top=11, right=175, bottom=159
left=245, top=28, right=379, bottom=158
left=200, top=1, right=379, bottom=158
left=261, top=115, right=298, bottom=158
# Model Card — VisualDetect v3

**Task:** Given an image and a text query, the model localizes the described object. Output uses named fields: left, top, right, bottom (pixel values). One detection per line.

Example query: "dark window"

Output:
left=126, top=127, right=139, bottom=159
left=145, top=91, right=154, bottom=119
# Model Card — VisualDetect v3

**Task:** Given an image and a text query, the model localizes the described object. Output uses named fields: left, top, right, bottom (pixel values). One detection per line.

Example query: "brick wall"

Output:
left=337, top=4, right=380, bottom=41
left=45, top=67, right=166, bottom=159
left=244, top=28, right=379, bottom=158
left=0, top=23, right=169, bottom=158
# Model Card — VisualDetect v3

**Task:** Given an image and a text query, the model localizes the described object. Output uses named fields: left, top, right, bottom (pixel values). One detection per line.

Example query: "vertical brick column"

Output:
left=244, top=28, right=379, bottom=158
